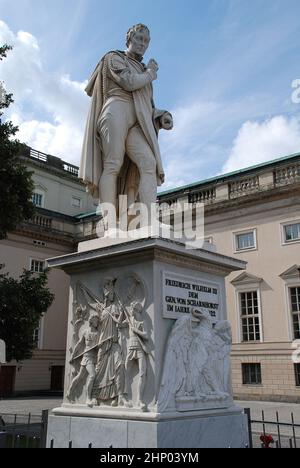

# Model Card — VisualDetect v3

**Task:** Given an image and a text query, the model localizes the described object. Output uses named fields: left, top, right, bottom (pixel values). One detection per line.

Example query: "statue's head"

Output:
left=191, top=308, right=212, bottom=324
left=103, top=278, right=117, bottom=302
left=89, top=313, right=99, bottom=328
left=131, top=301, right=143, bottom=316
left=126, top=23, right=150, bottom=57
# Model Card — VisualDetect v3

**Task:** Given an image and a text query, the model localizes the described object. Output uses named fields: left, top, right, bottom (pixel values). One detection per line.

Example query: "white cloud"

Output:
left=0, top=20, right=89, bottom=165
left=223, top=115, right=300, bottom=173
left=158, top=101, right=224, bottom=190
left=158, top=95, right=283, bottom=190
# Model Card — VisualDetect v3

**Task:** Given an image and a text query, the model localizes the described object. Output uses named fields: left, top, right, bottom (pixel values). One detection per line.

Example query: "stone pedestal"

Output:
left=47, top=407, right=248, bottom=448
left=47, top=237, right=248, bottom=448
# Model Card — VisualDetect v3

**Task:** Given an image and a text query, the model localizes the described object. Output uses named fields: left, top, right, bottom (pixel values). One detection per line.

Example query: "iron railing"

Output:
left=245, top=407, right=300, bottom=449
left=1, top=407, right=299, bottom=448
left=0, top=410, right=48, bottom=449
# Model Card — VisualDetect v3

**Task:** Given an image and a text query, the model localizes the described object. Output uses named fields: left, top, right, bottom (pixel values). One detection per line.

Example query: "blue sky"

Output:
left=1, top=0, right=300, bottom=190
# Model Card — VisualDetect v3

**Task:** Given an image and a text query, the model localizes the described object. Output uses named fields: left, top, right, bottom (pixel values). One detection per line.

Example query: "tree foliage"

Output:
left=0, top=267, right=54, bottom=362
left=0, top=44, right=35, bottom=239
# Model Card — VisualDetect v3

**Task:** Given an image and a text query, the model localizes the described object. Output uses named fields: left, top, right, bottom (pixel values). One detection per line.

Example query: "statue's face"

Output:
left=104, top=280, right=114, bottom=298
left=90, top=316, right=99, bottom=328
left=128, top=29, right=150, bottom=57
left=108, top=291, right=114, bottom=302
left=133, top=303, right=143, bottom=315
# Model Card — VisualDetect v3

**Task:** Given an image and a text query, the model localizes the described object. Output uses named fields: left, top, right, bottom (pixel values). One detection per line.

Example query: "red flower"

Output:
left=260, top=434, right=274, bottom=448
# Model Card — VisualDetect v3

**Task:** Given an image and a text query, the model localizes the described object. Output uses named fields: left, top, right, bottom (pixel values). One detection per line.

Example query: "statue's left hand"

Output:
left=160, top=112, right=173, bottom=131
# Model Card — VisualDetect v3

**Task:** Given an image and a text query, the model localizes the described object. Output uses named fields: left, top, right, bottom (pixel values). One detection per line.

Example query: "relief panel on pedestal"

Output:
left=66, top=274, right=153, bottom=412
left=158, top=308, right=233, bottom=412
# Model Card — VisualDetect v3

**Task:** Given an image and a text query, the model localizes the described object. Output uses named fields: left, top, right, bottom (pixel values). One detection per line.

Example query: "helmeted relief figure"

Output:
left=70, top=301, right=88, bottom=354
left=158, top=309, right=233, bottom=412
left=124, top=301, right=150, bottom=412
left=79, top=23, right=173, bottom=229
left=67, top=313, right=100, bottom=407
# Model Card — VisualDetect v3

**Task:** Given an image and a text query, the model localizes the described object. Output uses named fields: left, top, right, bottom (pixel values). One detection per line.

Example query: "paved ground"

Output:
left=237, top=400, right=300, bottom=422
left=0, top=397, right=62, bottom=416
left=0, top=397, right=299, bottom=418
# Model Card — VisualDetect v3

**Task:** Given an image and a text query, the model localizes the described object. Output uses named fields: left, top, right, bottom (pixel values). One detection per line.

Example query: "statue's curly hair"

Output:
left=89, top=313, right=99, bottom=325
left=126, top=23, right=150, bottom=47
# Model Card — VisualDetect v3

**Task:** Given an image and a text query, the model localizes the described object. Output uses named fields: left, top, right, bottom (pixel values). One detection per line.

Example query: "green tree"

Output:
left=0, top=267, right=54, bottom=362
left=0, top=44, right=35, bottom=239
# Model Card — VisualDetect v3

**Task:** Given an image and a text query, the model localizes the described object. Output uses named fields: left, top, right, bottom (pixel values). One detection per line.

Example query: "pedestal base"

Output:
left=47, top=408, right=249, bottom=448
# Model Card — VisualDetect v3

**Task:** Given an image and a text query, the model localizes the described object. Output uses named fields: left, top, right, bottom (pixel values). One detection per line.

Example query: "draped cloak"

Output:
left=79, top=51, right=167, bottom=209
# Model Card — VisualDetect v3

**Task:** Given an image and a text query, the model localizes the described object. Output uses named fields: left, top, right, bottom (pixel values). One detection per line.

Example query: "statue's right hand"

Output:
left=147, top=59, right=159, bottom=80
left=147, top=59, right=159, bottom=72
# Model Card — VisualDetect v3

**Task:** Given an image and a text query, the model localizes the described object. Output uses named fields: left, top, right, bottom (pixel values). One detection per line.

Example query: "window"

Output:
left=295, top=364, right=300, bottom=387
left=284, top=223, right=300, bottom=243
left=30, top=259, right=45, bottom=273
left=72, top=197, right=82, bottom=208
left=235, top=231, right=256, bottom=251
left=242, top=364, right=262, bottom=385
left=290, top=287, right=300, bottom=339
left=32, top=193, right=44, bottom=207
left=50, top=366, right=65, bottom=391
left=33, top=327, right=40, bottom=349
left=240, top=291, right=261, bottom=342
left=33, top=240, right=47, bottom=247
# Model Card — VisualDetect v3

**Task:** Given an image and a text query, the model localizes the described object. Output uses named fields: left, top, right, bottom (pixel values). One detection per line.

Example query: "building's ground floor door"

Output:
left=50, top=366, right=64, bottom=392
left=0, top=366, right=16, bottom=397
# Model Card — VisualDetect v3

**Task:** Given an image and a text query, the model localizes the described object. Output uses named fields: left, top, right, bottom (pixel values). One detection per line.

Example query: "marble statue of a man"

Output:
left=79, top=23, right=173, bottom=223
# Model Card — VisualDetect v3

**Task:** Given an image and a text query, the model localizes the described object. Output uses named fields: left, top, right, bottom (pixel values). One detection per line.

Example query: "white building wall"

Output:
left=30, top=166, right=96, bottom=217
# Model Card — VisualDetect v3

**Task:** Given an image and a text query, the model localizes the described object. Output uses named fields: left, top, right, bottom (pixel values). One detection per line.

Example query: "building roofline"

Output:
left=20, top=146, right=81, bottom=182
left=158, top=151, right=300, bottom=198
left=75, top=210, right=100, bottom=220
left=33, top=207, right=78, bottom=222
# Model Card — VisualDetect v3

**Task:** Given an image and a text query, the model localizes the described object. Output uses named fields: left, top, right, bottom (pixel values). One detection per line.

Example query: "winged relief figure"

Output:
left=158, top=308, right=232, bottom=412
